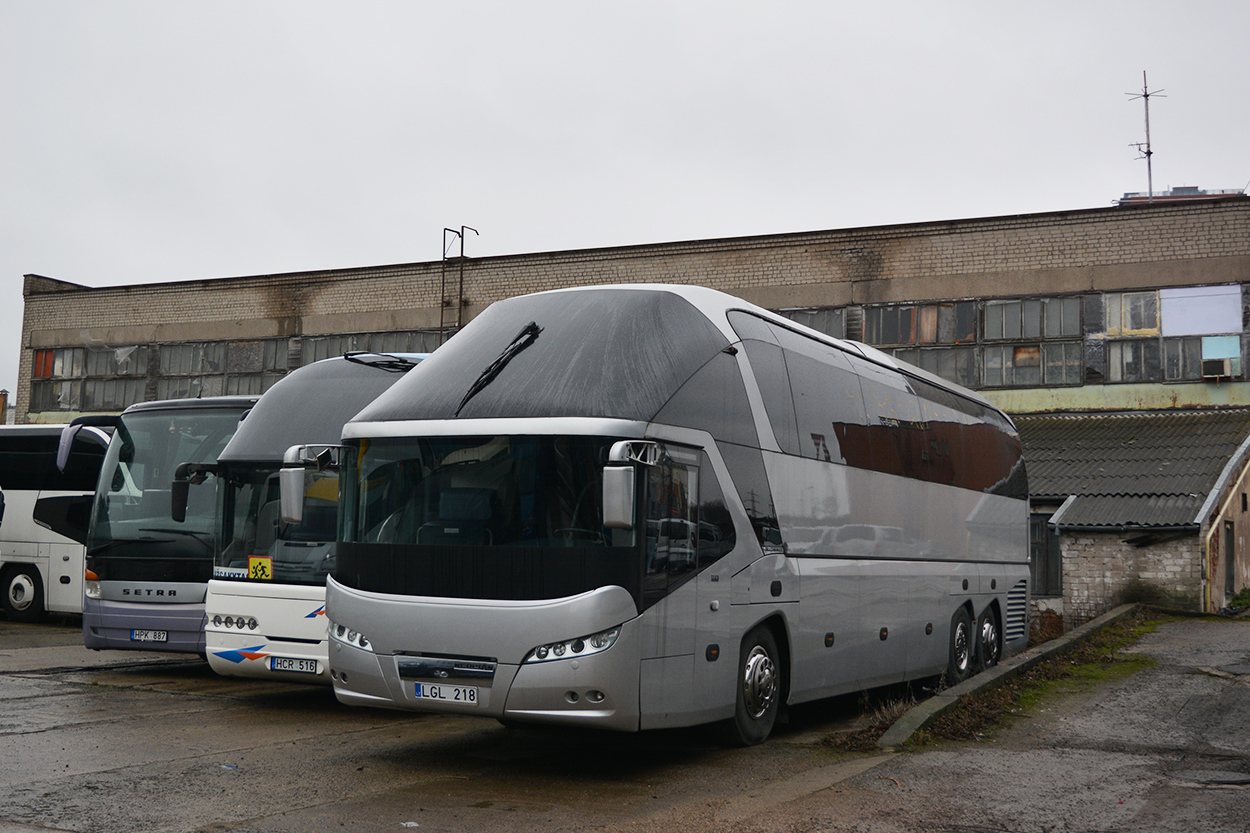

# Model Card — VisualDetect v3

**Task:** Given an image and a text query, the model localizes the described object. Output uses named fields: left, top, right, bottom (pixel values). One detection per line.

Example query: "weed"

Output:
left=819, top=607, right=1166, bottom=751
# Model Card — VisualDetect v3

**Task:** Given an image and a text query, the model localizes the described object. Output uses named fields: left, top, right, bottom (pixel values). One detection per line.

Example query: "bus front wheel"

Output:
left=722, top=624, right=781, bottom=747
left=946, top=607, right=973, bottom=685
left=1, top=565, right=45, bottom=623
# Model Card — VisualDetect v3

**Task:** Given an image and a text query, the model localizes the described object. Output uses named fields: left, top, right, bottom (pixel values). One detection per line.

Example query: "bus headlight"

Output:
left=524, top=627, right=620, bottom=664
left=211, top=615, right=258, bottom=630
left=84, top=569, right=101, bottom=600
left=328, top=618, right=372, bottom=651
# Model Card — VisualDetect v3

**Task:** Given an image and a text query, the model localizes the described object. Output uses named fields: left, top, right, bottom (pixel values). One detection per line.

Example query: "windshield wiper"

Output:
left=455, top=321, right=543, bottom=416
left=343, top=351, right=420, bottom=373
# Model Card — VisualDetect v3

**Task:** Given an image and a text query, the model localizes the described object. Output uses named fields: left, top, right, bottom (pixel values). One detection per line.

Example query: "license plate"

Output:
left=414, top=682, right=478, bottom=704
left=131, top=629, right=167, bottom=643
left=270, top=657, right=318, bottom=674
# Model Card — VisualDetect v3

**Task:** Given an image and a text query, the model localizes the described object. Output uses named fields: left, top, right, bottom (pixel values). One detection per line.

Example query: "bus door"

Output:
left=637, top=446, right=700, bottom=724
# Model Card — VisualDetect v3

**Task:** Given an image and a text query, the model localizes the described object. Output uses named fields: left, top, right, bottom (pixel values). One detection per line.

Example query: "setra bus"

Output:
left=63, top=397, right=258, bottom=653
left=289, top=285, right=1029, bottom=745
left=0, top=425, right=111, bottom=621
left=197, top=353, right=422, bottom=682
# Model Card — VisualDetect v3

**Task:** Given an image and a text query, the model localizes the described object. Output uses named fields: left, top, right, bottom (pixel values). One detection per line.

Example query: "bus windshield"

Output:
left=343, top=435, right=629, bottom=549
left=88, top=408, right=246, bottom=559
left=335, top=435, right=648, bottom=603
left=215, top=464, right=338, bottom=584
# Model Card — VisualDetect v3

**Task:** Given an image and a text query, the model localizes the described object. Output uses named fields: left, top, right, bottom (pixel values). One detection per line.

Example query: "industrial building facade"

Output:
left=18, top=195, right=1250, bottom=620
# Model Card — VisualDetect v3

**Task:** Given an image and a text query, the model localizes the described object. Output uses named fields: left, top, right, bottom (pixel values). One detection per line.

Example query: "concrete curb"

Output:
left=876, top=603, right=1141, bottom=749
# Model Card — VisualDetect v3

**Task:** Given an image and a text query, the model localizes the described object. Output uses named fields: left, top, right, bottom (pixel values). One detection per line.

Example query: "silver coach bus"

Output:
left=293, top=285, right=1029, bottom=745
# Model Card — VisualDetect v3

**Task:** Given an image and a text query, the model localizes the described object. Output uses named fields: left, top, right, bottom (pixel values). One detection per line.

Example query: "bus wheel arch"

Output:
left=976, top=602, right=1002, bottom=670
left=1, top=564, right=45, bottom=623
left=722, top=616, right=788, bottom=747
left=946, top=603, right=974, bottom=686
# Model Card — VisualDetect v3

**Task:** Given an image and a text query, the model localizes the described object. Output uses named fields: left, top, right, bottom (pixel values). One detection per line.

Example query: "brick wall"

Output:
left=20, top=198, right=1250, bottom=422
left=1061, top=532, right=1203, bottom=623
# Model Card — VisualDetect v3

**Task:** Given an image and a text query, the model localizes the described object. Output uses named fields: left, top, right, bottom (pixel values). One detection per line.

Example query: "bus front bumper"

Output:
left=82, top=596, right=207, bottom=654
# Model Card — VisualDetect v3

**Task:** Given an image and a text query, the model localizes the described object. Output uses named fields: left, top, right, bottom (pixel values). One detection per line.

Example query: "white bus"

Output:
left=199, top=354, right=421, bottom=682
left=0, top=425, right=110, bottom=621
left=64, top=397, right=258, bottom=653
left=291, top=285, right=1029, bottom=745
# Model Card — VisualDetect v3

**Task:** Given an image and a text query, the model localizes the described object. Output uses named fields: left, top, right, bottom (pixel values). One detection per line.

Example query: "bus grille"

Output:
left=1005, top=579, right=1029, bottom=643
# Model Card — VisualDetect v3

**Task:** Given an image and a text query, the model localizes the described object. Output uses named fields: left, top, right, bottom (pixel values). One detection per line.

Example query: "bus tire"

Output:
left=946, top=606, right=973, bottom=685
left=722, top=624, right=781, bottom=747
left=1, top=565, right=45, bottom=623
left=977, top=607, right=1001, bottom=670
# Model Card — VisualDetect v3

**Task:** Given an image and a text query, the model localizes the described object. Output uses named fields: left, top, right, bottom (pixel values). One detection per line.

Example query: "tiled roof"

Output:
left=1014, top=409, right=1250, bottom=529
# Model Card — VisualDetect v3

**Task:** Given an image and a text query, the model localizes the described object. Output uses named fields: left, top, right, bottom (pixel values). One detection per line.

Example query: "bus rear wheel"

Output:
left=1, top=565, right=45, bottom=623
left=722, top=624, right=781, bottom=746
left=977, top=608, right=1001, bottom=670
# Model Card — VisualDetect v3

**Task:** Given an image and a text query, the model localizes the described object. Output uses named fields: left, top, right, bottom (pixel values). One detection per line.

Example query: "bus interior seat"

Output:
left=417, top=487, right=495, bottom=545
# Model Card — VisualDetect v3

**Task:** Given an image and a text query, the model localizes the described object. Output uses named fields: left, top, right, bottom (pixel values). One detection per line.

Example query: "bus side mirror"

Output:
left=171, top=462, right=216, bottom=523
left=279, top=467, right=306, bottom=525
left=171, top=479, right=189, bottom=524
left=279, top=444, right=343, bottom=525
left=602, top=466, right=635, bottom=530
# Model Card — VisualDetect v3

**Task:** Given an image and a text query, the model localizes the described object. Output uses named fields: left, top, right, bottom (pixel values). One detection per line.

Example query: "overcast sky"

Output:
left=2, top=1, right=1247, bottom=401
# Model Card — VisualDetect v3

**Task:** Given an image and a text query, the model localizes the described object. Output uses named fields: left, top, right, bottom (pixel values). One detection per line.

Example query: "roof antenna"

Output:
left=1127, top=71, right=1165, bottom=203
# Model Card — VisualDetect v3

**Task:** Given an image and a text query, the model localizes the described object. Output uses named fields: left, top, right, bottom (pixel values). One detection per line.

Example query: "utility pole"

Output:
left=439, top=225, right=479, bottom=344
left=1128, top=71, right=1164, bottom=203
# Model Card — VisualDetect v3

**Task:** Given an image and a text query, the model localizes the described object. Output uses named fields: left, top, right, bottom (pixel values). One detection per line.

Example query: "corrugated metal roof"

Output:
left=1015, top=409, right=1250, bottom=529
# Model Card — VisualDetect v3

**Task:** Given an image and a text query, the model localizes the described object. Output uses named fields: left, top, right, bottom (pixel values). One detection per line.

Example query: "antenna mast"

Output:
left=1127, top=71, right=1164, bottom=203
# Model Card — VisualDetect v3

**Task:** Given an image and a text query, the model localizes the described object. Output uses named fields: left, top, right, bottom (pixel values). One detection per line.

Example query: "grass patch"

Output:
left=819, top=607, right=1171, bottom=751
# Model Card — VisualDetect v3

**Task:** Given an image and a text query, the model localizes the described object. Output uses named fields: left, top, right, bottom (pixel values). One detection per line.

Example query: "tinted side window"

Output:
left=0, top=434, right=106, bottom=492
left=653, top=351, right=759, bottom=448
left=697, top=451, right=735, bottom=568
left=843, top=354, right=928, bottom=480
left=716, top=440, right=780, bottom=550
left=770, top=325, right=869, bottom=465
left=728, top=311, right=800, bottom=455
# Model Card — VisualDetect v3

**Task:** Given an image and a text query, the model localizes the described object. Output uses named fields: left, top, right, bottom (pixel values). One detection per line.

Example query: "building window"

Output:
left=156, top=339, right=288, bottom=401
left=1107, top=339, right=1161, bottom=383
left=891, top=346, right=978, bottom=389
left=777, top=308, right=846, bottom=340
left=985, top=297, right=1081, bottom=342
left=1163, top=337, right=1203, bottom=381
left=30, top=348, right=87, bottom=412
left=1030, top=513, right=1061, bottom=597
left=864, top=302, right=975, bottom=346
left=301, top=330, right=442, bottom=365
left=1106, top=291, right=1160, bottom=336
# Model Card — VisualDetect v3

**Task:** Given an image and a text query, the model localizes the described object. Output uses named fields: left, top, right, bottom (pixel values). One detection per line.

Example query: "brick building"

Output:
left=18, top=194, right=1250, bottom=619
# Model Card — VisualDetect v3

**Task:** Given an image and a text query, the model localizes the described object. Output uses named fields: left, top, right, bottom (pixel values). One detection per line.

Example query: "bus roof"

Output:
left=120, top=395, right=261, bottom=415
left=351, top=284, right=1006, bottom=431
left=218, top=354, right=423, bottom=463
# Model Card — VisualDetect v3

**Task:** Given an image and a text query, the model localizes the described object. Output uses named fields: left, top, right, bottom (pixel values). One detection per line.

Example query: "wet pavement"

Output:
left=2, top=613, right=1250, bottom=832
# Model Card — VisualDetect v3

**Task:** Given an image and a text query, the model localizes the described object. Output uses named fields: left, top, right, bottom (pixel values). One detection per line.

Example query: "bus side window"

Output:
left=643, top=455, right=697, bottom=607
left=696, top=452, right=735, bottom=568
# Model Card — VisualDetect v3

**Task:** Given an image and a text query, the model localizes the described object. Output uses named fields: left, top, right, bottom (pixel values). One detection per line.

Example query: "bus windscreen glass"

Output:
left=89, top=409, right=245, bottom=561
